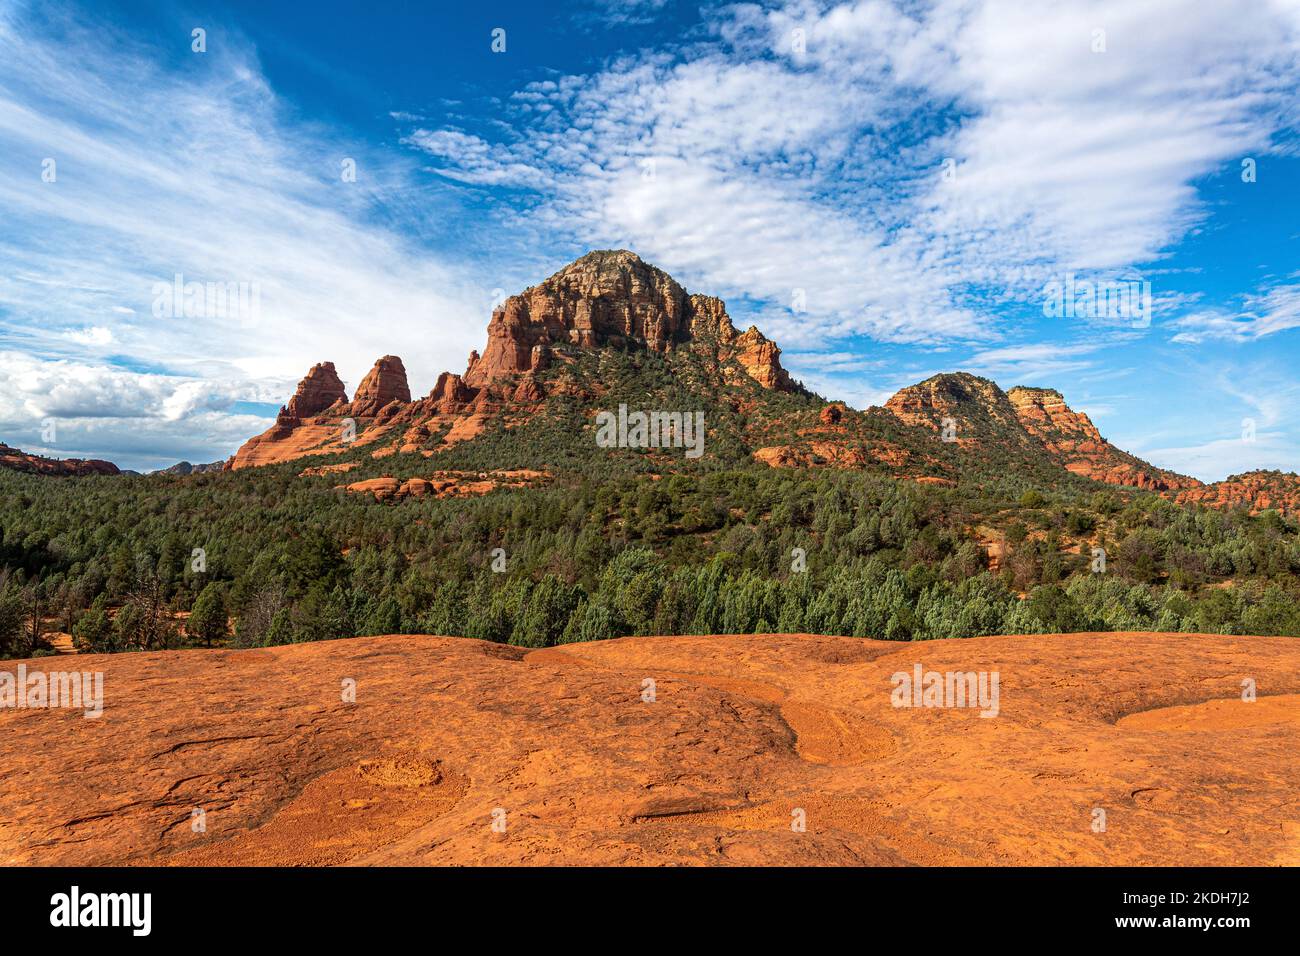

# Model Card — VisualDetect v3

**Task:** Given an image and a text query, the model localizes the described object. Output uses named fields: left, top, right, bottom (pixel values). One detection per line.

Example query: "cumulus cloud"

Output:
left=0, top=350, right=285, bottom=469
left=411, top=0, right=1300, bottom=351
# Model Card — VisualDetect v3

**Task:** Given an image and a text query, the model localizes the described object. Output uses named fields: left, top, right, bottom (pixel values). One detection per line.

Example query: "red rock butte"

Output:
left=228, top=250, right=794, bottom=470
left=213, top=250, right=1300, bottom=518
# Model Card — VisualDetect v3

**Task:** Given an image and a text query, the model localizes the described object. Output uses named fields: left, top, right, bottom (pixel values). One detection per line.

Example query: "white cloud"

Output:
left=0, top=349, right=284, bottom=469
left=404, top=129, right=550, bottom=188
left=1137, top=434, right=1295, bottom=484
left=0, top=6, right=495, bottom=468
left=1170, top=282, right=1300, bottom=343
left=61, top=326, right=113, bottom=347
left=962, top=342, right=1102, bottom=383
left=415, top=0, right=1300, bottom=354
left=0, top=351, right=276, bottom=421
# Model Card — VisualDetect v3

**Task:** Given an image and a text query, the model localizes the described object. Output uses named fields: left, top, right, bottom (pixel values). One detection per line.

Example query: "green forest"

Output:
left=3, top=450, right=1299, bottom=659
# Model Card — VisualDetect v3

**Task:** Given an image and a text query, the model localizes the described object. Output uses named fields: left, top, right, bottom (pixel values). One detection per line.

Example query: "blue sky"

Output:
left=1, top=0, right=1298, bottom=475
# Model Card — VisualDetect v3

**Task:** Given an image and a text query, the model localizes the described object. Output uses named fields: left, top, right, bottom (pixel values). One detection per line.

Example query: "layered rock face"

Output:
left=884, top=373, right=1033, bottom=443
left=1007, top=386, right=1201, bottom=492
left=465, top=250, right=692, bottom=386
left=0, top=442, right=120, bottom=477
left=228, top=250, right=797, bottom=469
left=348, top=355, right=411, bottom=417
left=285, top=362, right=347, bottom=419
left=463, top=250, right=794, bottom=391
left=1007, top=387, right=1102, bottom=441
left=730, top=326, right=792, bottom=391
left=1177, top=470, right=1300, bottom=518
left=230, top=361, right=353, bottom=469
left=863, top=375, right=1204, bottom=493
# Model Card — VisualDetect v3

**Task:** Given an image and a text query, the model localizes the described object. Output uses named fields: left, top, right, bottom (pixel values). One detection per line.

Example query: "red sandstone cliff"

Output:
left=229, top=250, right=796, bottom=469
left=463, top=250, right=793, bottom=391
left=347, top=355, right=411, bottom=417
left=1007, top=386, right=1202, bottom=492
left=285, top=362, right=347, bottom=419
left=0, top=442, right=120, bottom=477
left=1176, top=470, right=1300, bottom=518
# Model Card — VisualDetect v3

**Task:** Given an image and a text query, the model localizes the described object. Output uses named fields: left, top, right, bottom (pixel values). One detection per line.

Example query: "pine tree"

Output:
left=188, top=583, right=228, bottom=648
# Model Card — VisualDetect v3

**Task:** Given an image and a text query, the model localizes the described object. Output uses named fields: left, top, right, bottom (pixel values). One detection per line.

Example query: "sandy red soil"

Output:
left=1, top=631, right=1297, bottom=866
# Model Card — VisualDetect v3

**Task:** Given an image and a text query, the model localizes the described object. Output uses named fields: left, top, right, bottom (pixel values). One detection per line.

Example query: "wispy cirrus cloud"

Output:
left=1169, top=280, right=1300, bottom=343
left=961, top=343, right=1103, bottom=383
left=0, top=4, right=497, bottom=468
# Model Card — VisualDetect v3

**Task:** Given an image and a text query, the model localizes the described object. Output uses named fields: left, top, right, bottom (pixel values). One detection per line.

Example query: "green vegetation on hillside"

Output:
left=3, top=450, right=1299, bottom=657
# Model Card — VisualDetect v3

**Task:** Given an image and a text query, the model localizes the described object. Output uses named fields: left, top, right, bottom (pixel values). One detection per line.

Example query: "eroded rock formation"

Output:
left=1007, top=386, right=1202, bottom=492
left=1176, top=470, right=1300, bottom=518
left=0, top=442, right=120, bottom=477
left=462, top=250, right=795, bottom=392
left=285, top=362, right=348, bottom=419
left=229, top=250, right=797, bottom=469
left=348, top=355, right=411, bottom=417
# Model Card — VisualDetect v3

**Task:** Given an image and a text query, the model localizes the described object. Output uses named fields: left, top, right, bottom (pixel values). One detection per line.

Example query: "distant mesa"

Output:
left=159, top=460, right=224, bottom=476
left=0, top=441, right=120, bottom=477
left=1176, top=470, right=1300, bottom=516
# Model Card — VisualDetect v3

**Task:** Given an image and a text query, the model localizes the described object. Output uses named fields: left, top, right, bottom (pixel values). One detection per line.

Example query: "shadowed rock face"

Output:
left=159, top=461, right=223, bottom=476
left=3, top=631, right=1296, bottom=866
